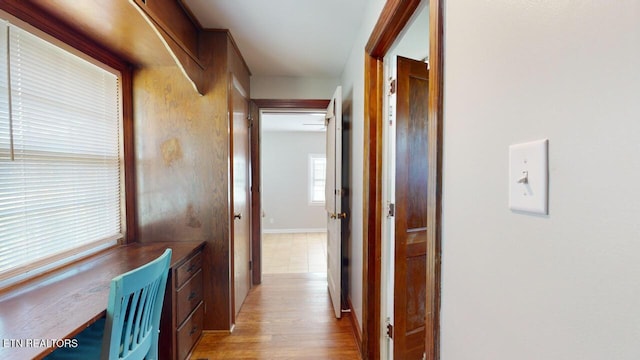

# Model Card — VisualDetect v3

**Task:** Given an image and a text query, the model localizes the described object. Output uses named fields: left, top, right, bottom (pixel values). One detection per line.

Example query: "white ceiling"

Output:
left=261, top=112, right=327, bottom=133
left=182, top=0, right=367, bottom=77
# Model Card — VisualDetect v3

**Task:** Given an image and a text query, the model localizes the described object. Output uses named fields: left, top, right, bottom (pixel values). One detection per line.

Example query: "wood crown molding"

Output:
left=253, top=99, right=330, bottom=109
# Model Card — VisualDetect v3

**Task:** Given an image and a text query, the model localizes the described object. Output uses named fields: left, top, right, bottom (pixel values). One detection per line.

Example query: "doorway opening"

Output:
left=249, top=99, right=330, bottom=285
left=362, top=0, right=444, bottom=359
left=260, top=110, right=329, bottom=275
left=379, top=2, right=431, bottom=359
left=253, top=87, right=345, bottom=323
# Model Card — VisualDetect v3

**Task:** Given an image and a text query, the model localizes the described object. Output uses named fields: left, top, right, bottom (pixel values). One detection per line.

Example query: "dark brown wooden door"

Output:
left=394, top=56, right=429, bottom=360
left=249, top=100, right=262, bottom=286
left=231, top=75, right=251, bottom=319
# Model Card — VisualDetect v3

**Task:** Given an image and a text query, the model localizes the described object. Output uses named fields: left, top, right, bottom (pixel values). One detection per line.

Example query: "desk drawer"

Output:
left=175, top=252, right=203, bottom=288
left=177, top=302, right=204, bottom=360
left=176, top=269, right=203, bottom=325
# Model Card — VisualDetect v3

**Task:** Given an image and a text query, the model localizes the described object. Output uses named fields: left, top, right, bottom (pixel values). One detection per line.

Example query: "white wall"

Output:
left=340, top=0, right=387, bottom=333
left=262, top=131, right=327, bottom=232
left=441, top=1, right=640, bottom=359
left=251, top=76, right=340, bottom=99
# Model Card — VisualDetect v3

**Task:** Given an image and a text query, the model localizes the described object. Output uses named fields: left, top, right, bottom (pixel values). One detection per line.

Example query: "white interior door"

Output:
left=325, top=86, right=342, bottom=319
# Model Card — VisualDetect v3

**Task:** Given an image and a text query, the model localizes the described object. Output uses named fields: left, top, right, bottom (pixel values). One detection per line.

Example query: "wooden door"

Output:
left=394, top=56, right=429, bottom=359
left=231, top=75, right=251, bottom=318
left=249, top=100, right=262, bottom=286
left=325, top=86, right=343, bottom=319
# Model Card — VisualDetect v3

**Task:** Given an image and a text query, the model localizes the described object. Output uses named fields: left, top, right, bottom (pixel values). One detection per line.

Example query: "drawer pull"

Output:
left=187, top=264, right=196, bottom=273
left=189, top=325, right=198, bottom=336
left=188, top=291, right=197, bottom=301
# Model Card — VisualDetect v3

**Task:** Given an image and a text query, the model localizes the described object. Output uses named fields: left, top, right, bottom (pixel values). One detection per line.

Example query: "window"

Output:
left=309, top=154, right=326, bottom=205
left=0, top=19, right=124, bottom=286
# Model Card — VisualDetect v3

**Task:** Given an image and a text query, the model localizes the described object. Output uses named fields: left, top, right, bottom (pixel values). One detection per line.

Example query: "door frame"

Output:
left=362, top=0, right=444, bottom=359
left=250, top=99, right=330, bottom=286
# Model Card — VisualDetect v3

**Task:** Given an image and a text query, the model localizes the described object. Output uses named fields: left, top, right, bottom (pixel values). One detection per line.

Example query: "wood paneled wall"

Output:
left=134, top=31, right=250, bottom=331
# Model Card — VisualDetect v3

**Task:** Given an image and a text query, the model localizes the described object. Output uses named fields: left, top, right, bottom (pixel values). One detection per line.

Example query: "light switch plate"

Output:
left=509, top=139, right=548, bottom=215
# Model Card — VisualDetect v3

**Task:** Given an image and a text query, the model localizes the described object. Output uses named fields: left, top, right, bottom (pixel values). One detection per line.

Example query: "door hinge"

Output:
left=249, top=260, right=252, bottom=270
left=388, top=203, right=395, bottom=217
left=389, top=79, right=396, bottom=95
left=386, top=323, right=394, bottom=339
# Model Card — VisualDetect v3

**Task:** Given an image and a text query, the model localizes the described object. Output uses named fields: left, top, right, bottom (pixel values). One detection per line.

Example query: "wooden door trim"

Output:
left=366, top=0, right=422, bottom=57
left=249, top=99, right=330, bottom=286
left=362, top=0, right=444, bottom=359
left=425, top=1, right=444, bottom=357
left=253, top=99, right=330, bottom=109
left=363, top=54, right=383, bottom=360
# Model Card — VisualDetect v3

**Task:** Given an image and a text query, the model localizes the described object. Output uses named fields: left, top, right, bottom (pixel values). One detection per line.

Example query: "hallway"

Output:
left=190, top=273, right=360, bottom=359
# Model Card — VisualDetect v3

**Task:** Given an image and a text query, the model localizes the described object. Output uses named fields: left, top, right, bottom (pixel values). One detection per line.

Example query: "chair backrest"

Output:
left=101, top=249, right=172, bottom=360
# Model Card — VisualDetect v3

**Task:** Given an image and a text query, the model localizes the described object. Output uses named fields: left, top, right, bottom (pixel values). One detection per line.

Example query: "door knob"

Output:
left=234, top=213, right=242, bottom=220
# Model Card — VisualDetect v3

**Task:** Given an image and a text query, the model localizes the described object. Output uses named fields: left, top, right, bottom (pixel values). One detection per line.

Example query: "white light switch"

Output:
left=509, top=139, right=548, bottom=215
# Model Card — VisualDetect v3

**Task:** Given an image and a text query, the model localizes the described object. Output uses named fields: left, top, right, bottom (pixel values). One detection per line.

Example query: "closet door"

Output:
left=394, top=56, right=429, bottom=360
left=231, top=74, right=251, bottom=319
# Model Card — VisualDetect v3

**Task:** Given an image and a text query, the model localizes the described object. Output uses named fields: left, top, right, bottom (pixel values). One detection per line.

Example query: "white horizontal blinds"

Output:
left=0, top=22, right=122, bottom=280
left=0, top=21, right=9, bottom=160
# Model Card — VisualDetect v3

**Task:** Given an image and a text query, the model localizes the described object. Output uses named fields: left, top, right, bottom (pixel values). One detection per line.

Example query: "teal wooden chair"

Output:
left=46, top=249, right=172, bottom=360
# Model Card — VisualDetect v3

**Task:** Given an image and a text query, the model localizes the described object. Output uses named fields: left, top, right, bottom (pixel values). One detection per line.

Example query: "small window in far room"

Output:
left=308, top=154, right=326, bottom=205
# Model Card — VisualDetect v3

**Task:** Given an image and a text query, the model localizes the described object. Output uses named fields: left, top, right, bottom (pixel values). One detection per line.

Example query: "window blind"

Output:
left=0, top=21, right=122, bottom=283
left=0, top=22, right=10, bottom=160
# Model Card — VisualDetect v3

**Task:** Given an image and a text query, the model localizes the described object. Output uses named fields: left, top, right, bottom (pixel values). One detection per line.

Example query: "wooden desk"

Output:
left=0, top=241, right=205, bottom=360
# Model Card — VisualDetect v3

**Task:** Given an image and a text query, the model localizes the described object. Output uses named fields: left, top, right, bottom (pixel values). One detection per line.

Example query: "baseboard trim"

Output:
left=347, top=296, right=363, bottom=357
left=262, top=228, right=326, bottom=234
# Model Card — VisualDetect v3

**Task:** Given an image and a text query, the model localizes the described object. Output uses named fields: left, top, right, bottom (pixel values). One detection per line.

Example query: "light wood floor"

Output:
left=190, top=273, right=361, bottom=359
left=262, top=232, right=327, bottom=274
